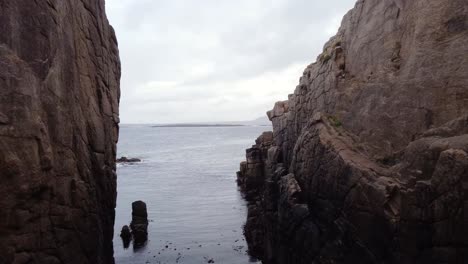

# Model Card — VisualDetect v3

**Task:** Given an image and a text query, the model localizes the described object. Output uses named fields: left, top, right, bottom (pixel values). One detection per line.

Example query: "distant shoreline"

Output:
left=121, top=116, right=273, bottom=127
left=151, top=124, right=247, bottom=128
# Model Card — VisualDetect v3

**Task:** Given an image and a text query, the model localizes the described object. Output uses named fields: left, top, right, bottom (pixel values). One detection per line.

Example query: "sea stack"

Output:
left=0, top=1, right=120, bottom=263
left=130, top=201, right=149, bottom=247
left=237, top=0, right=468, bottom=263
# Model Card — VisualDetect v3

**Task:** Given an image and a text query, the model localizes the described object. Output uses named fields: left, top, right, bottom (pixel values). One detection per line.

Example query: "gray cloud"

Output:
left=106, top=0, right=356, bottom=123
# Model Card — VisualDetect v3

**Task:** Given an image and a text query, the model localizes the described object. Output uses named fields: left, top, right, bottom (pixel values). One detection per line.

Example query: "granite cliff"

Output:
left=238, top=0, right=468, bottom=263
left=0, top=0, right=120, bottom=263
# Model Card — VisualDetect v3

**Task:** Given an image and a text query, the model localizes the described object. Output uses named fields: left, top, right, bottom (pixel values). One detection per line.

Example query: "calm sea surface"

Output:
left=114, top=125, right=269, bottom=264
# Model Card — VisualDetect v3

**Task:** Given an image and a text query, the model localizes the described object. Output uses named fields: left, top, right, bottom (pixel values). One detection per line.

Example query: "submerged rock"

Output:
left=237, top=0, right=468, bottom=263
left=117, top=156, right=142, bottom=163
left=130, top=201, right=149, bottom=248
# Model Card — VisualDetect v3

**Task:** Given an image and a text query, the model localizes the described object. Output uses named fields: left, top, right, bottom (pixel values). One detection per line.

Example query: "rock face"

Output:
left=238, top=0, right=468, bottom=263
left=0, top=1, right=120, bottom=264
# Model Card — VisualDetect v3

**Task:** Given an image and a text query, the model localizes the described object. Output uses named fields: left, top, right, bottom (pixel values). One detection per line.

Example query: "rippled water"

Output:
left=114, top=125, right=269, bottom=264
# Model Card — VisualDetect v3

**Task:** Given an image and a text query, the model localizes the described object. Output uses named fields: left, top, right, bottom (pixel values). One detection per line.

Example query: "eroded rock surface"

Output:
left=0, top=1, right=120, bottom=263
left=238, top=0, right=468, bottom=263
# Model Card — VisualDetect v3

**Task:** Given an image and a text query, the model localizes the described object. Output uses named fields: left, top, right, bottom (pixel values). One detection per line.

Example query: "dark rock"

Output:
left=0, top=1, right=120, bottom=263
left=117, top=156, right=142, bottom=163
left=120, top=225, right=132, bottom=248
left=132, top=200, right=148, bottom=218
left=130, top=201, right=149, bottom=248
left=0, top=112, right=9, bottom=124
left=237, top=0, right=468, bottom=263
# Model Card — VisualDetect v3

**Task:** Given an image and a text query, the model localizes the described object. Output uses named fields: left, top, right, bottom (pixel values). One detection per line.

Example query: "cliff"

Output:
left=0, top=1, right=120, bottom=263
left=238, top=0, right=468, bottom=263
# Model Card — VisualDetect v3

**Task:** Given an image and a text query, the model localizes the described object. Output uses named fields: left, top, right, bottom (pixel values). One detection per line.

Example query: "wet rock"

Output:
left=117, top=156, right=142, bottom=163
left=130, top=201, right=149, bottom=247
left=120, top=225, right=132, bottom=248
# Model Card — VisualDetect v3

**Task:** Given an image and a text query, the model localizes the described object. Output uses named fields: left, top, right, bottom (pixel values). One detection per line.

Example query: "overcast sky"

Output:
left=105, top=0, right=356, bottom=124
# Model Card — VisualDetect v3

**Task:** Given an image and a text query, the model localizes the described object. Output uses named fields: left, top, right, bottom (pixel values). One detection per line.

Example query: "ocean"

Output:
left=114, top=124, right=270, bottom=264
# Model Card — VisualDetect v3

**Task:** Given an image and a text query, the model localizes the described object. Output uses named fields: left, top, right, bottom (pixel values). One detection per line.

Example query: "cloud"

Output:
left=105, top=0, right=356, bottom=123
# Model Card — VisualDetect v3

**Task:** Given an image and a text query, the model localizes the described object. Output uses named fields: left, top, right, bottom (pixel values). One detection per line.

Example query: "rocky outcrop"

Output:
left=116, top=156, right=142, bottom=163
left=0, top=1, right=120, bottom=264
left=118, top=201, right=149, bottom=250
left=130, top=201, right=149, bottom=248
left=120, top=225, right=132, bottom=249
left=238, top=0, right=468, bottom=263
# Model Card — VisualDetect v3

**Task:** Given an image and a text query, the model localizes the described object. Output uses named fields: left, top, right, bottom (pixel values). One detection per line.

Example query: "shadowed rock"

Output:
left=117, top=156, right=142, bottom=163
left=0, top=1, right=120, bottom=263
left=130, top=201, right=149, bottom=248
left=120, top=225, right=132, bottom=249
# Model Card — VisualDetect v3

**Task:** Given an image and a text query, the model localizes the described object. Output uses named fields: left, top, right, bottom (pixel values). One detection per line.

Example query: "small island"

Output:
left=152, top=124, right=245, bottom=128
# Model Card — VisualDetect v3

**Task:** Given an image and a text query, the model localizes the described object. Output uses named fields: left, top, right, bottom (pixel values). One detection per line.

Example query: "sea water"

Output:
left=114, top=124, right=269, bottom=264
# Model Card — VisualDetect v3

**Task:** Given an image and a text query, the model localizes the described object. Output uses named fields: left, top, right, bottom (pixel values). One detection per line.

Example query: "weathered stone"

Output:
left=132, top=200, right=148, bottom=218
left=237, top=0, right=468, bottom=263
left=0, top=1, right=120, bottom=263
left=130, top=201, right=149, bottom=248
left=267, top=101, right=289, bottom=121
left=0, top=112, right=9, bottom=125
left=120, top=225, right=132, bottom=249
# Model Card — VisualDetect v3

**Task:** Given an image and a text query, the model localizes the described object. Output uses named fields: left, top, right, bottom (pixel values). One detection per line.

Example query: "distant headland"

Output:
left=151, top=116, right=272, bottom=128
left=152, top=124, right=245, bottom=128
